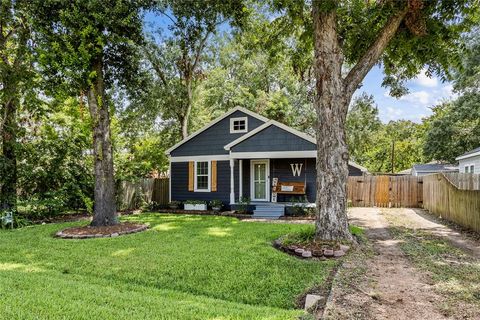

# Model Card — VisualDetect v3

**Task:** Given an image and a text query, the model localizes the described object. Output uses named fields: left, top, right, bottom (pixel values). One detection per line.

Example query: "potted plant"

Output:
left=169, top=201, right=182, bottom=210
left=209, top=199, right=223, bottom=212
left=184, top=200, right=207, bottom=211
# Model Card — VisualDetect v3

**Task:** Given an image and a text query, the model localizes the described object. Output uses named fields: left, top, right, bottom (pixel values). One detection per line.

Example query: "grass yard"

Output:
left=0, top=214, right=337, bottom=319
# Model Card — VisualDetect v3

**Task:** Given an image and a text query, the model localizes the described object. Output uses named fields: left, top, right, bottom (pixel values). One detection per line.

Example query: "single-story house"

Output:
left=411, top=163, right=458, bottom=176
left=166, top=107, right=368, bottom=218
left=456, top=147, right=480, bottom=174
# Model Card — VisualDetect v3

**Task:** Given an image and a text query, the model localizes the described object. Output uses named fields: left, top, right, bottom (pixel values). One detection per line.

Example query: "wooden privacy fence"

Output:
left=442, top=172, right=480, bottom=190
left=347, top=175, right=423, bottom=208
left=118, top=178, right=169, bottom=210
left=423, top=173, right=480, bottom=233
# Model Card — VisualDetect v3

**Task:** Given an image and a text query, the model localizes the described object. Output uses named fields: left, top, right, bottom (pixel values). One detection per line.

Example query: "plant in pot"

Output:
left=184, top=200, right=207, bottom=211
left=209, top=199, right=223, bottom=212
left=169, top=201, right=182, bottom=210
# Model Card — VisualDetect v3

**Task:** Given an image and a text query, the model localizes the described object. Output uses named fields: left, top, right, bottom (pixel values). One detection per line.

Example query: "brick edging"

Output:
left=55, top=224, right=148, bottom=239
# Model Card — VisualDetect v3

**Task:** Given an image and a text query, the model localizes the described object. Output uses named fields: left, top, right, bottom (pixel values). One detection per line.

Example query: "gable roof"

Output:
left=456, top=146, right=480, bottom=160
left=165, top=106, right=269, bottom=155
left=224, top=119, right=316, bottom=150
left=225, top=119, right=368, bottom=173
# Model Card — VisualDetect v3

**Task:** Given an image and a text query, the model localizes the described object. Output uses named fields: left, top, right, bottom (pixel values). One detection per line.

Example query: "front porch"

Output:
left=228, top=157, right=316, bottom=204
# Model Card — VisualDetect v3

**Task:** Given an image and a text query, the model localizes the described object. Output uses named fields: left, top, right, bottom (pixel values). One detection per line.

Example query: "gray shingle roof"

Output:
left=458, top=146, right=480, bottom=158
left=412, top=163, right=457, bottom=173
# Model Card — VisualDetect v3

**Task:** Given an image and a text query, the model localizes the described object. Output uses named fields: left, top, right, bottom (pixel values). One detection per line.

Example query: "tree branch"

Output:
left=192, top=31, right=211, bottom=73
left=142, top=46, right=168, bottom=86
left=343, top=6, right=408, bottom=97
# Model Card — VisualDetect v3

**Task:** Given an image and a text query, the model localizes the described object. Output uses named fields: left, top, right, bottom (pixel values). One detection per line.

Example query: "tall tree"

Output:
left=346, top=93, right=381, bottom=166
left=424, top=32, right=480, bottom=162
left=30, top=0, right=149, bottom=226
left=144, top=0, right=247, bottom=139
left=267, top=0, right=478, bottom=240
left=0, top=0, right=34, bottom=211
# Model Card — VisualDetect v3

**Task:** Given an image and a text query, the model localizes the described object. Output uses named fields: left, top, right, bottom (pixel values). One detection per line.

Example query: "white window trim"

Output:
left=194, top=160, right=211, bottom=192
left=465, top=165, right=469, bottom=173
left=230, top=117, right=248, bottom=133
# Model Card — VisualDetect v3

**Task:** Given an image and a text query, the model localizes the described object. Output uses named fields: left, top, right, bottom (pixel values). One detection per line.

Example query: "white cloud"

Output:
left=414, top=68, right=438, bottom=88
left=399, top=90, right=431, bottom=105
left=384, top=107, right=404, bottom=121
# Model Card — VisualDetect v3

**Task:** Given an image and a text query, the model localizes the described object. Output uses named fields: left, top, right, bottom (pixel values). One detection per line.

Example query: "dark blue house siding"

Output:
left=171, top=160, right=239, bottom=207
left=231, top=125, right=316, bottom=152
left=269, top=158, right=316, bottom=202
left=238, top=158, right=363, bottom=202
left=170, top=111, right=265, bottom=156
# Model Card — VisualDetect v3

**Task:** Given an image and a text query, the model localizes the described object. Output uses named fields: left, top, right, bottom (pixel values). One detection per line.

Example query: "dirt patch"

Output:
left=56, top=222, right=148, bottom=239
left=324, top=208, right=450, bottom=320
left=381, top=208, right=480, bottom=259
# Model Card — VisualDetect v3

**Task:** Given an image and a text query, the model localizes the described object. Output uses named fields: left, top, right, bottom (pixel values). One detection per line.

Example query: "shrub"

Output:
left=290, top=196, right=315, bottom=217
left=168, top=201, right=182, bottom=209
left=209, top=199, right=223, bottom=209
left=184, top=200, right=207, bottom=205
left=236, top=197, right=251, bottom=214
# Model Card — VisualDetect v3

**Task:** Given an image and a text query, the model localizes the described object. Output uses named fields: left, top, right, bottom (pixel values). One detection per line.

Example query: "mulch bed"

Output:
left=56, top=222, right=148, bottom=239
left=273, top=237, right=350, bottom=259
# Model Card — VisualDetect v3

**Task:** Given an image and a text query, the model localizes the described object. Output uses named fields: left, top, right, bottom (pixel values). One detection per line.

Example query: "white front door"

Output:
left=251, top=160, right=269, bottom=201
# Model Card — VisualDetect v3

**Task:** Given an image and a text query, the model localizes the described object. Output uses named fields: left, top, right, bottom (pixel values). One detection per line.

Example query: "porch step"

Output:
left=253, top=204, right=285, bottom=219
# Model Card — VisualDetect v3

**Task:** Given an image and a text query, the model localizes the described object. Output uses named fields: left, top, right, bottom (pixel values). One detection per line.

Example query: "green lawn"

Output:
left=0, top=214, right=337, bottom=319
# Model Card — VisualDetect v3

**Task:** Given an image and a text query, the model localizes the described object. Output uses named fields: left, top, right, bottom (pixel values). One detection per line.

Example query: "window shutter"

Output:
left=188, top=161, right=194, bottom=191
left=211, top=161, right=217, bottom=192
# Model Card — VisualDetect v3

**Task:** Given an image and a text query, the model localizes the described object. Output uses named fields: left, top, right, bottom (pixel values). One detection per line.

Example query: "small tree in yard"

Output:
left=268, top=0, right=479, bottom=240
left=29, top=0, right=150, bottom=226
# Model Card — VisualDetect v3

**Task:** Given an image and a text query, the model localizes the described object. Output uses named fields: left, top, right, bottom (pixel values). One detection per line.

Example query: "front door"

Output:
left=251, top=160, right=269, bottom=201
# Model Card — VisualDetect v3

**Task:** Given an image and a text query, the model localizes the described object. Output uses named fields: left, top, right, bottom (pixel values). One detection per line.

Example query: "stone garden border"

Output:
left=56, top=223, right=148, bottom=239
left=273, top=237, right=350, bottom=259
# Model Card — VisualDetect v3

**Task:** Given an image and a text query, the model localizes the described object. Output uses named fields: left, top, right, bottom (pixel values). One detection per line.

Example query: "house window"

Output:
left=230, top=117, right=248, bottom=133
left=465, top=166, right=469, bottom=173
left=195, top=161, right=210, bottom=191
left=470, top=165, right=475, bottom=173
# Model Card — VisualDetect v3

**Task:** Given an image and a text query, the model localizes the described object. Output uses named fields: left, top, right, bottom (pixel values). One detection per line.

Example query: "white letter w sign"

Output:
left=290, top=163, right=303, bottom=177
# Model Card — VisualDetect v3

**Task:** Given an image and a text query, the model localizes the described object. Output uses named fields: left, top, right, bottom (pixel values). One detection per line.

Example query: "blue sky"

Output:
left=356, top=66, right=456, bottom=123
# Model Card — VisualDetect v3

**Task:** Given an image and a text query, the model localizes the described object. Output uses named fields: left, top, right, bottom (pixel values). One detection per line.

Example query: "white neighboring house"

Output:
left=411, top=163, right=458, bottom=177
left=456, top=147, right=480, bottom=174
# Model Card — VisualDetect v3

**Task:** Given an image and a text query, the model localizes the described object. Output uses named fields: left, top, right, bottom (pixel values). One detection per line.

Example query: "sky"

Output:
left=356, top=66, right=456, bottom=123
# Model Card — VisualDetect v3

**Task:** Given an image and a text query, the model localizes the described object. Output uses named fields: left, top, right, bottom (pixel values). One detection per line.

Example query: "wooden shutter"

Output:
left=188, top=161, right=194, bottom=191
left=211, top=161, right=217, bottom=192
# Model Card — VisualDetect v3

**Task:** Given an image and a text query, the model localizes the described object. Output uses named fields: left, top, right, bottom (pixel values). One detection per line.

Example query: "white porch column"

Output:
left=230, top=159, right=235, bottom=204
left=239, top=159, right=243, bottom=200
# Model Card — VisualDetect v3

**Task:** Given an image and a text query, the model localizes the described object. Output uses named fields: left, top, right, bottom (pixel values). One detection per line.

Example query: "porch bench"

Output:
left=272, top=181, right=306, bottom=195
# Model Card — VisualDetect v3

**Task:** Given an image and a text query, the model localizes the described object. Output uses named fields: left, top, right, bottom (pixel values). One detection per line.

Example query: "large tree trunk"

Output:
left=87, top=58, right=117, bottom=226
left=0, top=99, right=17, bottom=212
left=312, top=2, right=353, bottom=241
